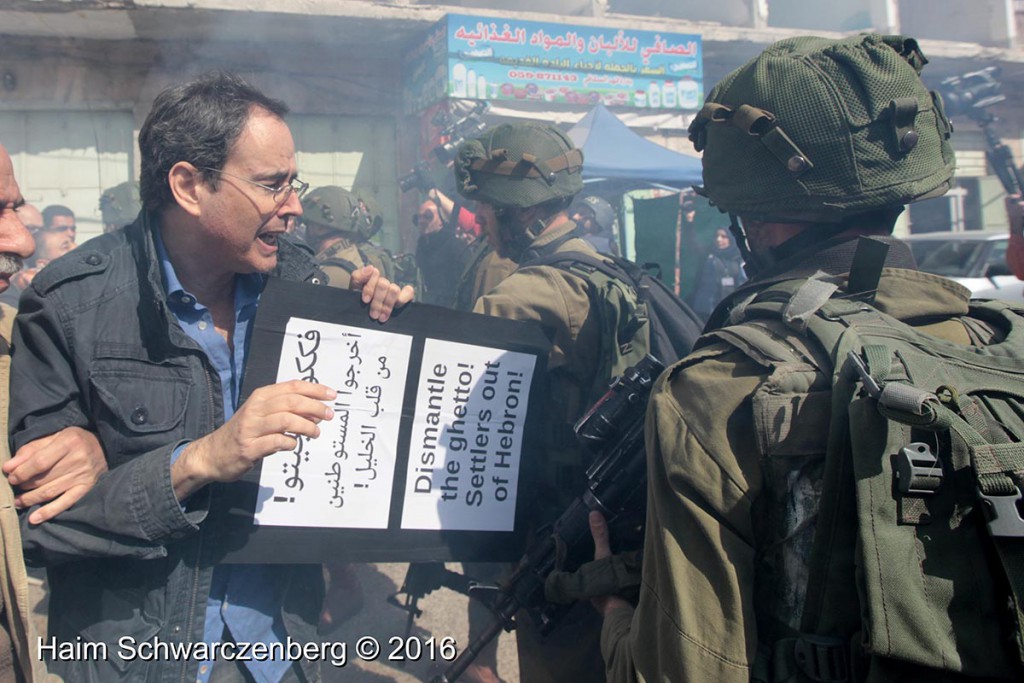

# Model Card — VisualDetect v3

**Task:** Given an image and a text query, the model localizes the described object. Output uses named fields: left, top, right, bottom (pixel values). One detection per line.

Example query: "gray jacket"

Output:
left=9, top=214, right=326, bottom=683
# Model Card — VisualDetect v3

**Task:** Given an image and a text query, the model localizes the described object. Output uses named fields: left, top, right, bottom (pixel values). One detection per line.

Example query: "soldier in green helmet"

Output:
left=454, top=122, right=627, bottom=683
left=300, top=185, right=398, bottom=289
left=99, top=180, right=142, bottom=233
left=589, top=34, right=1024, bottom=682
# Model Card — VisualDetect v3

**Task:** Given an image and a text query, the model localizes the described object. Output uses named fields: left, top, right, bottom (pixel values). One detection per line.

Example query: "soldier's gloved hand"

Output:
left=544, top=510, right=637, bottom=617
left=544, top=547, right=641, bottom=604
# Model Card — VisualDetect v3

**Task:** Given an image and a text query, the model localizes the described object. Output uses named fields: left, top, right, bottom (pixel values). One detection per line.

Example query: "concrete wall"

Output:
left=900, top=0, right=1015, bottom=47
left=611, top=0, right=761, bottom=27
left=0, top=35, right=412, bottom=248
left=767, top=0, right=897, bottom=32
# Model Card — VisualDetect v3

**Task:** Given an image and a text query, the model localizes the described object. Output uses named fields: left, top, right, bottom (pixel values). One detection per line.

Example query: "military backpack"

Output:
left=703, top=246, right=1024, bottom=681
left=320, top=241, right=416, bottom=287
left=523, top=250, right=703, bottom=402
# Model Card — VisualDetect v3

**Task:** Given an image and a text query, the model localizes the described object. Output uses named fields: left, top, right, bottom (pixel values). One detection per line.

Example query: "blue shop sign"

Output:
left=404, top=14, right=703, bottom=113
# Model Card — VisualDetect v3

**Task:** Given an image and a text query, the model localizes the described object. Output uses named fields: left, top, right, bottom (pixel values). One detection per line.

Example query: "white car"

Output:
left=903, top=231, right=1023, bottom=302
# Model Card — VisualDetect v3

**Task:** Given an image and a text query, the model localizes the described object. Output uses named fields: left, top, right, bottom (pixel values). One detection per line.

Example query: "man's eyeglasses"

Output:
left=200, top=167, right=309, bottom=201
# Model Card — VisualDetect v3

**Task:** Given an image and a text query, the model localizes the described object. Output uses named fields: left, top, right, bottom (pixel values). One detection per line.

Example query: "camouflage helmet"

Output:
left=576, top=195, right=616, bottom=232
left=454, top=123, right=584, bottom=209
left=688, top=34, right=955, bottom=222
left=99, top=181, right=141, bottom=227
left=301, top=186, right=383, bottom=241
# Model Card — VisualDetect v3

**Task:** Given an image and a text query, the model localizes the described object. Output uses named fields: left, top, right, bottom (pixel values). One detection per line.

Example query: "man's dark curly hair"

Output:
left=138, top=72, right=288, bottom=211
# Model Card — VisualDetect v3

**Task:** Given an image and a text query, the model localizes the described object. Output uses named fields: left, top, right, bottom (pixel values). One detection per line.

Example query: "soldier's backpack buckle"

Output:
left=895, top=443, right=943, bottom=495
left=978, top=487, right=1024, bottom=538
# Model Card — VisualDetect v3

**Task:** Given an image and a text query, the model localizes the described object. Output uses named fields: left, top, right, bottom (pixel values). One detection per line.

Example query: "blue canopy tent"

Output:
left=566, top=104, right=703, bottom=187
left=566, top=105, right=707, bottom=290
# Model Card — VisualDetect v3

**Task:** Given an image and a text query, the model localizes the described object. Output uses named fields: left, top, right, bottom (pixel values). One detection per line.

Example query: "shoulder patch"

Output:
left=31, top=249, right=110, bottom=294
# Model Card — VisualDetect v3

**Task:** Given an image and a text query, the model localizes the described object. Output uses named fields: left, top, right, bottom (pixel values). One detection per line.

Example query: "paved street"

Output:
left=320, top=563, right=519, bottom=682
left=30, top=562, right=519, bottom=683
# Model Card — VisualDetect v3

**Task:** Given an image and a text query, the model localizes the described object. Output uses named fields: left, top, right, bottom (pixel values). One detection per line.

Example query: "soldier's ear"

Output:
left=168, top=162, right=202, bottom=218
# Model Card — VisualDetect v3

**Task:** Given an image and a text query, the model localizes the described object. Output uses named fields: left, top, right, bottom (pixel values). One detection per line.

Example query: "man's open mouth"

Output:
left=258, top=232, right=280, bottom=246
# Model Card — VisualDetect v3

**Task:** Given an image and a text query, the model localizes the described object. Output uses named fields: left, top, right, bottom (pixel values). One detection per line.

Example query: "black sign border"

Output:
left=217, top=277, right=551, bottom=564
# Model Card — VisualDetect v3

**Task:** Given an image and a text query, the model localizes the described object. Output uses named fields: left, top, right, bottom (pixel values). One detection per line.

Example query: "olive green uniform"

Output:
left=356, top=242, right=396, bottom=282
left=600, top=239, right=1003, bottom=682
left=304, top=185, right=396, bottom=290
left=454, top=239, right=516, bottom=312
left=455, top=120, right=606, bottom=681
left=473, top=218, right=607, bottom=683
left=474, top=218, right=603, bottom=462
left=315, top=240, right=363, bottom=290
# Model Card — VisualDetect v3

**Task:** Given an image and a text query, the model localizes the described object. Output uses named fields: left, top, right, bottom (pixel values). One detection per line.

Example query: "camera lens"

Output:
left=937, top=67, right=1003, bottom=118
left=433, top=140, right=461, bottom=164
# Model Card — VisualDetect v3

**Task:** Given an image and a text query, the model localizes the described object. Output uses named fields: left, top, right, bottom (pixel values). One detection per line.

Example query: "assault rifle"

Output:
left=428, top=355, right=665, bottom=683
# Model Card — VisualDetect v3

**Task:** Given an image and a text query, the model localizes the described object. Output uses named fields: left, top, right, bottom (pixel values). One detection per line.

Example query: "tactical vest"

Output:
left=318, top=240, right=401, bottom=289
left=523, top=251, right=702, bottom=404
left=454, top=240, right=515, bottom=312
left=702, top=270, right=1024, bottom=682
left=357, top=242, right=397, bottom=282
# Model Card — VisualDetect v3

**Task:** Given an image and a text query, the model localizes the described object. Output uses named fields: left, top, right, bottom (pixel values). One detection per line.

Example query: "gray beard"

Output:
left=0, top=254, right=23, bottom=279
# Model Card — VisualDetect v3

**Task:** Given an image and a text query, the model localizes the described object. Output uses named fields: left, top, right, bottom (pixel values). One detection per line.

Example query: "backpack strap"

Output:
left=845, top=237, right=890, bottom=299
left=707, top=294, right=855, bottom=683
left=320, top=255, right=360, bottom=274
left=917, top=390, right=1024, bottom=662
left=521, top=250, right=650, bottom=350
left=519, top=228, right=581, bottom=264
left=520, top=250, right=654, bottom=409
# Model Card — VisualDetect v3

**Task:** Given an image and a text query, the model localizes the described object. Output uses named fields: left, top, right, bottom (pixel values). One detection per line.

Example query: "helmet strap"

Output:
left=731, top=214, right=853, bottom=280
left=729, top=214, right=768, bottom=279
left=495, top=207, right=560, bottom=263
left=494, top=207, right=533, bottom=263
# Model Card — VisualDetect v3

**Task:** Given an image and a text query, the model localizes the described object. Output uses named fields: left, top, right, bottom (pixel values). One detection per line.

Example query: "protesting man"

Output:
left=9, top=72, right=411, bottom=682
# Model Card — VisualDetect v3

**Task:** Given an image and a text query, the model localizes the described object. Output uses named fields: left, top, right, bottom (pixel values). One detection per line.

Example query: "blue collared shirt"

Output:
left=156, top=229, right=292, bottom=683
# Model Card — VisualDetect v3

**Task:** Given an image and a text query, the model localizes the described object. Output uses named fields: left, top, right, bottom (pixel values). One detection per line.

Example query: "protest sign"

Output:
left=218, top=278, right=550, bottom=563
